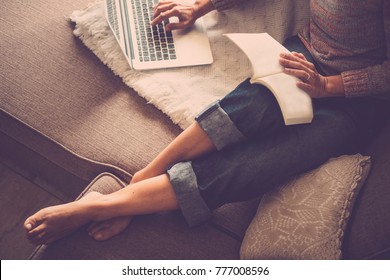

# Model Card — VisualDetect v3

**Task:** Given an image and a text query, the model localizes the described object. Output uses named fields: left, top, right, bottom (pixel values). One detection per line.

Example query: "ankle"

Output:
left=131, top=170, right=147, bottom=184
left=77, top=196, right=108, bottom=221
left=131, top=165, right=163, bottom=184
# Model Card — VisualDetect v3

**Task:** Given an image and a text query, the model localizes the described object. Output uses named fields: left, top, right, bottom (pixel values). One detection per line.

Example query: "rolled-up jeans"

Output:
left=167, top=36, right=390, bottom=227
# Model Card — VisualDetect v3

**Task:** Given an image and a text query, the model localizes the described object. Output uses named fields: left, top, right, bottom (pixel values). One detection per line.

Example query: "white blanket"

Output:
left=70, top=0, right=310, bottom=129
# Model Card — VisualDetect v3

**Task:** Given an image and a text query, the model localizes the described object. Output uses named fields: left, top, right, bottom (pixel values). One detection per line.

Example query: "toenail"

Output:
left=95, top=233, right=103, bottom=240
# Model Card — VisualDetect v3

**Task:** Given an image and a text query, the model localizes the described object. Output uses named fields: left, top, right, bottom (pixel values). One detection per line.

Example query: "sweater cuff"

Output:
left=210, top=0, right=238, bottom=11
left=341, top=70, right=370, bottom=97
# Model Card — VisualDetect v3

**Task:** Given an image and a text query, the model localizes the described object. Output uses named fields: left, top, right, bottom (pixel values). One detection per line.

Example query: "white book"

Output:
left=225, top=33, right=313, bottom=125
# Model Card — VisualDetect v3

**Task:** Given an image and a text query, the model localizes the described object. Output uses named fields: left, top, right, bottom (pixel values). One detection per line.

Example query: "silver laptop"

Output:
left=105, top=0, right=213, bottom=70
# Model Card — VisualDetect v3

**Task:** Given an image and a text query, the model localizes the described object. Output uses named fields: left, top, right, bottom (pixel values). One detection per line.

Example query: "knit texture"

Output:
left=210, top=0, right=238, bottom=11
left=214, top=0, right=390, bottom=98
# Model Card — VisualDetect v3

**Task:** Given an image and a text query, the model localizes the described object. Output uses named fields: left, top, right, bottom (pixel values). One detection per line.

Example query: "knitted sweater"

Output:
left=211, top=0, right=390, bottom=98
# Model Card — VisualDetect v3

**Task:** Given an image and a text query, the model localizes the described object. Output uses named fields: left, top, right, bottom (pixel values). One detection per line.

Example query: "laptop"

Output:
left=104, top=0, right=213, bottom=70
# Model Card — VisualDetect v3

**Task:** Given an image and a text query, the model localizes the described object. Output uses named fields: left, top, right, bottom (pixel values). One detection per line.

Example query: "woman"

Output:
left=25, top=0, right=389, bottom=244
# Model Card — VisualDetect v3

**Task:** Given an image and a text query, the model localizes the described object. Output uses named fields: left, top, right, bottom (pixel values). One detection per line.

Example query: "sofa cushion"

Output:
left=0, top=0, right=181, bottom=182
left=240, top=154, right=371, bottom=260
left=212, top=200, right=260, bottom=239
left=343, top=122, right=390, bottom=259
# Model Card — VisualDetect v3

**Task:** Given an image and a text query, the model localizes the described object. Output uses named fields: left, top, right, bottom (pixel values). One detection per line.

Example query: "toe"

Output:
left=24, top=210, right=46, bottom=232
left=25, top=223, right=33, bottom=231
left=26, top=224, right=45, bottom=239
left=87, top=221, right=109, bottom=237
left=93, top=232, right=105, bottom=241
left=92, top=228, right=114, bottom=241
left=28, top=229, right=47, bottom=245
left=93, top=221, right=130, bottom=241
left=24, top=217, right=37, bottom=232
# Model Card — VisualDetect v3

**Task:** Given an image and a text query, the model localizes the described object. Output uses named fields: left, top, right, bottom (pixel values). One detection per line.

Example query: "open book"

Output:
left=225, top=33, right=313, bottom=125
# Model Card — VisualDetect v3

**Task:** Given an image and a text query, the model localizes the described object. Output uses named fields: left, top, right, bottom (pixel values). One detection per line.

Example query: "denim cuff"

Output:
left=195, top=101, right=245, bottom=150
left=167, top=161, right=212, bottom=227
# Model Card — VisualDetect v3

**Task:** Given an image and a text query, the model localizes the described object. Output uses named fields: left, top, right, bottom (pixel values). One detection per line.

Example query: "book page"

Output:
left=251, top=73, right=313, bottom=125
left=224, top=33, right=289, bottom=78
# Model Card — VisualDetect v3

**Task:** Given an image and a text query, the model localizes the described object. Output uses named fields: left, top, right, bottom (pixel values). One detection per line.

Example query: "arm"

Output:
left=341, top=62, right=390, bottom=98
left=279, top=52, right=345, bottom=99
left=151, top=0, right=216, bottom=31
left=280, top=2, right=390, bottom=99
left=151, top=0, right=244, bottom=31
left=341, top=3, right=390, bottom=98
left=210, top=0, right=241, bottom=11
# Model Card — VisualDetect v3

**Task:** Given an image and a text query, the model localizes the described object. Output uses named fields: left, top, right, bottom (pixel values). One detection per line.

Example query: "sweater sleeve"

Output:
left=210, top=0, right=241, bottom=11
left=341, top=3, right=390, bottom=98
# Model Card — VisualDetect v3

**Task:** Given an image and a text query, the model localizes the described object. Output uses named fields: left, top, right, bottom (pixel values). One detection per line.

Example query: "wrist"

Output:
left=193, top=0, right=215, bottom=19
left=325, top=75, right=345, bottom=97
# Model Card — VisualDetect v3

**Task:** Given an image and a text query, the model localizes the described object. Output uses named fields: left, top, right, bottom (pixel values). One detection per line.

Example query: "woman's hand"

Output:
left=279, top=52, right=345, bottom=98
left=151, top=0, right=215, bottom=31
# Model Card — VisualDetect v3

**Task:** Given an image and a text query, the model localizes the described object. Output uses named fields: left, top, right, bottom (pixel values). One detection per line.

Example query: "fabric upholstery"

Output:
left=343, top=122, right=390, bottom=259
left=0, top=0, right=181, bottom=180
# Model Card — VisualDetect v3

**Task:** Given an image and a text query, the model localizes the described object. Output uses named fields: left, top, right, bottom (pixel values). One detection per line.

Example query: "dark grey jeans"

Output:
left=167, top=36, right=389, bottom=226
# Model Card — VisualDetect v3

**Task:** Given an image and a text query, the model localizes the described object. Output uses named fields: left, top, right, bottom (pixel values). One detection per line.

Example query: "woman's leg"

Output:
left=24, top=174, right=179, bottom=245
left=88, top=81, right=288, bottom=239
left=167, top=97, right=389, bottom=226
left=132, top=122, right=216, bottom=183
left=135, top=35, right=315, bottom=183
left=136, top=80, right=285, bottom=182
left=86, top=122, right=217, bottom=241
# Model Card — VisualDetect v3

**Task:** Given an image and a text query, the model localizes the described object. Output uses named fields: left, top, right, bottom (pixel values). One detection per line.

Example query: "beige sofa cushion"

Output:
left=240, top=154, right=371, bottom=260
left=0, top=0, right=182, bottom=182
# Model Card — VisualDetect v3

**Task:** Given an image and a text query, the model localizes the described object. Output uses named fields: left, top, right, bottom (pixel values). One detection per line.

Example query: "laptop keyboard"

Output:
left=106, top=0, right=121, bottom=41
left=106, top=0, right=177, bottom=62
left=132, top=0, right=177, bottom=62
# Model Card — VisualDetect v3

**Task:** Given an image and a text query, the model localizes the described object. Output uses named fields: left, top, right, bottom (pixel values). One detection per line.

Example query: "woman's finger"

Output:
left=290, top=52, right=316, bottom=70
left=153, top=1, right=174, bottom=14
left=153, top=2, right=176, bottom=19
left=281, top=52, right=312, bottom=68
left=166, top=21, right=188, bottom=31
left=151, top=8, right=180, bottom=26
left=291, top=52, right=306, bottom=60
left=296, top=81, right=315, bottom=95
left=280, top=56, right=308, bottom=72
left=280, top=54, right=317, bottom=78
left=283, top=68, right=312, bottom=82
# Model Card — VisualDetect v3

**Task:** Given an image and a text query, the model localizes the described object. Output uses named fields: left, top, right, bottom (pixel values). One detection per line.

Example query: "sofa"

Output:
left=1, top=0, right=389, bottom=260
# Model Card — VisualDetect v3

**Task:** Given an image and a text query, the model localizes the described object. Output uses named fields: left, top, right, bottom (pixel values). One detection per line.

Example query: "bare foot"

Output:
left=87, top=216, right=133, bottom=241
left=24, top=192, right=102, bottom=245
left=85, top=169, right=153, bottom=242
left=84, top=169, right=159, bottom=242
left=85, top=171, right=144, bottom=242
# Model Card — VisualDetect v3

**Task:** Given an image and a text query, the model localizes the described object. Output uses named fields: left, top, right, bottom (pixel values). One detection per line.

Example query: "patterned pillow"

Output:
left=240, top=154, right=371, bottom=260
